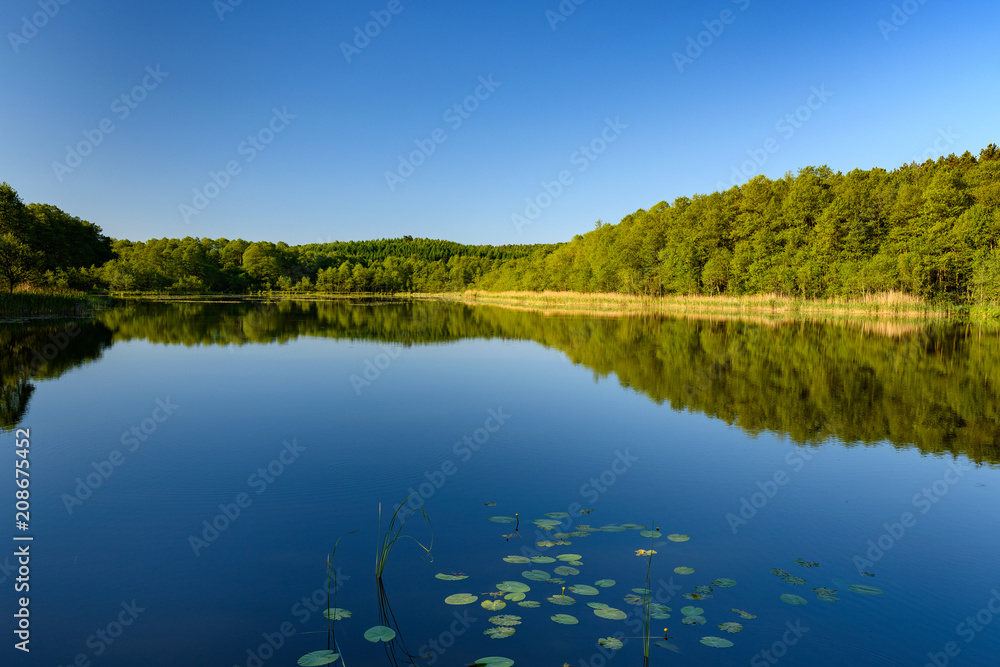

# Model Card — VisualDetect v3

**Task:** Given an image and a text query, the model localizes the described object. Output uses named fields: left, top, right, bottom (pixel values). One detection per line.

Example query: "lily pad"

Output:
left=666, top=534, right=690, bottom=542
left=794, top=558, right=820, bottom=568
left=770, top=568, right=790, bottom=577
left=694, top=585, right=714, bottom=595
left=536, top=540, right=556, bottom=548
left=674, top=566, right=695, bottom=575
left=547, top=594, right=576, bottom=606
left=504, top=592, right=525, bottom=601
left=545, top=512, right=570, bottom=519
left=781, top=575, right=807, bottom=585
left=718, top=622, right=743, bottom=633
left=471, top=658, right=514, bottom=667
left=517, top=600, right=540, bottom=608
left=813, top=587, right=837, bottom=596
left=484, top=626, right=515, bottom=639
left=568, top=584, right=599, bottom=596
left=594, top=607, right=628, bottom=620
left=712, top=578, right=737, bottom=588
left=600, top=525, right=626, bottom=532
left=848, top=584, right=884, bottom=595
left=681, top=606, right=704, bottom=616
left=587, top=602, right=609, bottom=609
left=503, top=555, right=530, bottom=564
left=482, top=600, right=506, bottom=611
left=594, top=579, right=616, bottom=588
left=620, top=523, right=646, bottom=530
left=639, top=530, right=661, bottom=538
left=556, top=553, right=583, bottom=561
left=522, top=570, right=550, bottom=581
left=780, top=594, right=808, bottom=605
left=530, top=556, right=556, bottom=563
left=322, top=608, right=352, bottom=620
left=631, top=587, right=650, bottom=594
left=551, top=613, right=578, bottom=625
left=731, top=608, right=757, bottom=619
left=533, top=519, right=562, bottom=528
left=598, top=637, right=624, bottom=650
left=435, top=573, right=468, bottom=581
left=363, top=625, right=395, bottom=643
left=489, top=516, right=517, bottom=524
left=681, top=615, right=706, bottom=625
left=683, top=592, right=710, bottom=600
left=700, top=636, right=734, bottom=648
left=497, top=581, right=530, bottom=594
left=298, top=651, right=340, bottom=666
left=445, top=594, right=478, bottom=605
left=817, top=594, right=840, bottom=602
left=623, top=594, right=648, bottom=606
left=553, top=566, right=579, bottom=576
left=489, top=615, right=522, bottom=626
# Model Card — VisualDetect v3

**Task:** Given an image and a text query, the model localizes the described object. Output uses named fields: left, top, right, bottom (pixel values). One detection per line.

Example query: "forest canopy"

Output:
left=2, top=143, right=999, bottom=300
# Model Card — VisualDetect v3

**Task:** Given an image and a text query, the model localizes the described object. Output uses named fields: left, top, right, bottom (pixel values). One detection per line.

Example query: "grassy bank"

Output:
left=0, top=292, right=111, bottom=319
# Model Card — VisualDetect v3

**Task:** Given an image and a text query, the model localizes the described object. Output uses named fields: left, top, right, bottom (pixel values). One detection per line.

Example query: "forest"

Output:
left=2, top=143, right=999, bottom=302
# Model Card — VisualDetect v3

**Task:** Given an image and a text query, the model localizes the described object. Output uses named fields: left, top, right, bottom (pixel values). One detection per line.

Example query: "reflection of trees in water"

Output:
left=1, top=320, right=114, bottom=431
left=6, top=299, right=998, bottom=463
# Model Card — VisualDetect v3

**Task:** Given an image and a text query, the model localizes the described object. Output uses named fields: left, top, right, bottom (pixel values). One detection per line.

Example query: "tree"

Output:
left=0, top=233, right=37, bottom=293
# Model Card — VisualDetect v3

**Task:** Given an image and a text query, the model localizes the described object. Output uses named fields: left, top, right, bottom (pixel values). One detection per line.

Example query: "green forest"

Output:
left=2, top=143, right=999, bottom=301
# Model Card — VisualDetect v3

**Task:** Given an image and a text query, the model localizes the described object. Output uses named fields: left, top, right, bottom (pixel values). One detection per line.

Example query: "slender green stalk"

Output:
left=375, top=494, right=433, bottom=580
left=326, top=531, right=358, bottom=655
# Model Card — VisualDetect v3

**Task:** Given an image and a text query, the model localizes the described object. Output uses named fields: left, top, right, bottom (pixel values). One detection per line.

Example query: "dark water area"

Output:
left=2, top=299, right=999, bottom=667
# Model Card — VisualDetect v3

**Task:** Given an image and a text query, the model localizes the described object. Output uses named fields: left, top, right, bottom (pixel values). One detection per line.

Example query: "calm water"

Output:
left=2, top=299, right=999, bottom=667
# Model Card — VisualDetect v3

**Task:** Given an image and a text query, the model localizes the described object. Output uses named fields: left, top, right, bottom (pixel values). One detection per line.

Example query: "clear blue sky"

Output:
left=2, top=0, right=997, bottom=246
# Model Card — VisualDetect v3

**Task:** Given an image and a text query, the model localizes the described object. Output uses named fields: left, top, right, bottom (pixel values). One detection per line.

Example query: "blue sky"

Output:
left=2, top=0, right=998, bottom=246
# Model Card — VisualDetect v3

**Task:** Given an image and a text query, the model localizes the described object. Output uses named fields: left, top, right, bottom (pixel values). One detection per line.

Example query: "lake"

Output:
left=3, top=298, right=999, bottom=667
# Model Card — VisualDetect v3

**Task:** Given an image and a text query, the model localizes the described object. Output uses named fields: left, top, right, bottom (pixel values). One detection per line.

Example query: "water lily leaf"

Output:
left=489, top=516, right=517, bottom=524
left=471, top=658, right=513, bottom=667
left=588, top=602, right=609, bottom=609
left=848, top=584, right=884, bottom=595
left=553, top=533, right=573, bottom=539
left=536, top=540, right=556, bottom=548
left=522, top=570, right=550, bottom=581
left=517, top=600, right=540, bottom=608
left=731, top=608, right=757, bottom=619
left=568, top=584, right=599, bottom=596
left=623, top=594, right=648, bottom=606
left=632, top=587, right=651, bottom=594
left=497, top=581, right=530, bottom=594
left=700, top=636, right=734, bottom=648
left=503, top=555, right=530, bottom=564
left=817, top=594, right=840, bottom=602
left=794, top=558, right=820, bottom=568
left=600, top=525, right=626, bottom=532
left=363, top=626, right=395, bottom=642
left=547, top=594, right=576, bottom=606
left=780, top=594, right=808, bottom=605
left=547, top=577, right=565, bottom=585
left=556, top=554, right=583, bottom=561
left=620, top=523, right=646, bottom=530
left=649, top=603, right=671, bottom=615
left=568, top=531, right=590, bottom=537
left=530, top=556, right=556, bottom=563
left=681, top=615, right=706, bottom=625
left=719, top=622, right=743, bottom=633
left=712, top=578, right=737, bottom=588
left=694, top=585, right=714, bottom=595
left=781, top=576, right=807, bottom=585
left=813, top=587, right=837, bottom=596
left=598, top=637, right=624, bottom=650
left=533, top=519, right=562, bottom=528
left=445, top=594, right=478, bottom=605
left=683, top=592, right=710, bottom=600
left=322, top=608, right=352, bottom=620
left=298, top=650, right=340, bottom=666
left=545, top=512, right=570, bottom=519
left=674, top=566, right=695, bottom=575
left=482, top=600, right=506, bottom=611
left=504, top=592, right=525, bottom=601
left=489, top=615, right=522, bottom=626
left=639, top=530, right=661, bottom=538
left=770, top=568, right=790, bottom=577
left=681, top=606, right=704, bottom=616
left=553, top=566, right=579, bottom=576
left=594, top=607, right=627, bottom=620
left=594, top=579, right=616, bottom=588
left=483, top=501, right=496, bottom=507
left=484, top=626, right=515, bottom=639
left=654, top=640, right=681, bottom=653
left=551, top=614, right=578, bottom=625
left=666, top=534, right=690, bottom=542
left=435, top=573, right=468, bottom=581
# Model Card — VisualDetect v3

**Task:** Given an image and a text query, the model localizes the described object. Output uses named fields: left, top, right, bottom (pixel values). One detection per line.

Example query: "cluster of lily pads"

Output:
left=296, top=609, right=396, bottom=665
left=770, top=559, right=884, bottom=606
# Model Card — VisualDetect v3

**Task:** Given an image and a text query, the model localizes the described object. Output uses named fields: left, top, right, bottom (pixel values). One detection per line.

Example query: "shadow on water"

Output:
left=3, top=298, right=998, bottom=464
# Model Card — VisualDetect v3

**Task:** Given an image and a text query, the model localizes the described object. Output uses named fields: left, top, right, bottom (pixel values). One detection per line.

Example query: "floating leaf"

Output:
left=770, top=568, right=790, bottom=578
left=667, top=534, right=690, bottom=542
left=681, top=606, right=704, bottom=616
left=594, top=607, right=627, bottom=620
left=694, top=585, right=714, bottom=595
left=718, top=622, right=743, bottom=633
left=862, top=571, right=876, bottom=577
left=780, top=594, right=808, bottom=605
left=649, top=603, right=671, bottom=620
left=683, top=592, right=710, bottom=600
left=554, top=566, right=579, bottom=576
left=813, top=587, right=837, bottom=596
left=848, top=584, right=884, bottom=595
left=497, top=582, right=530, bottom=594
left=547, top=577, right=566, bottom=585
left=588, top=602, right=609, bottom=609
left=794, top=558, right=820, bottom=568
left=363, top=626, right=395, bottom=643
left=551, top=613, right=578, bottom=625
left=490, top=516, right=517, bottom=524
left=483, top=501, right=496, bottom=507
left=594, top=579, right=616, bottom=588
left=731, top=608, right=757, bottom=619
left=322, top=608, right=352, bottom=620
left=620, top=523, right=646, bottom=530
left=639, top=530, right=661, bottom=538
left=435, top=573, right=468, bottom=581
left=674, top=566, right=695, bottom=575
left=530, top=556, right=556, bottom=563
left=781, top=576, right=807, bottom=585
left=533, top=519, right=562, bottom=528
left=489, top=615, right=522, bottom=627
left=712, top=578, right=737, bottom=588
left=654, top=640, right=681, bottom=653
left=553, top=533, right=573, bottom=539
left=298, top=650, right=340, bottom=666
left=484, top=626, right=515, bottom=639
left=482, top=600, right=507, bottom=611
left=569, top=584, right=599, bottom=596
left=598, top=637, right=624, bottom=650
left=504, top=592, right=525, bottom=602
left=536, top=540, right=556, bottom=548
left=623, top=594, right=648, bottom=606
left=445, top=594, right=478, bottom=605
left=517, top=600, right=540, bottom=608
left=632, top=587, right=651, bottom=594
left=817, top=594, right=840, bottom=602
left=545, top=511, right=570, bottom=518
left=681, top=615, right=706, bottom=625
left=556, top=554, right=583, bottom=561
left=600, top=525, right=626, bottom=532
left=471, top=658, right=513, bottom=667
left=547, top=595, right=575, bottom=606
left=700, top=636, right=734, bottom=648
left=522, top=570, right=550, bottom=581
left=503, top=555, right=530, bottom=564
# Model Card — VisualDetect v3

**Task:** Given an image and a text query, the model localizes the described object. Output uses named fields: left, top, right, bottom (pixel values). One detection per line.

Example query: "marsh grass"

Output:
left=0, top=291, right=107, bottom=318
left=375, top=495, right=433, bottom=580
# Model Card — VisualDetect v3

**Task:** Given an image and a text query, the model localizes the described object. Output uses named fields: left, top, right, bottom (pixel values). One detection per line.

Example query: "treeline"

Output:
left=2, top=143, right=999, bottom=300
